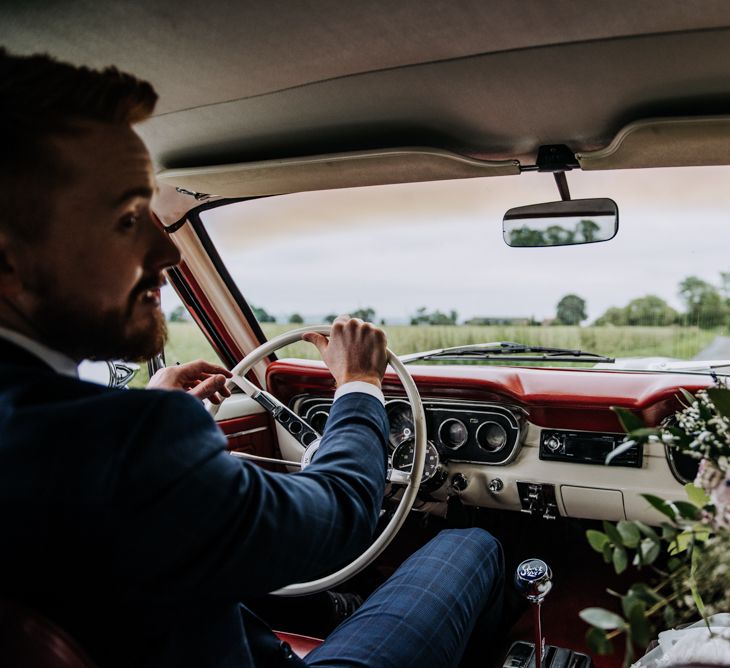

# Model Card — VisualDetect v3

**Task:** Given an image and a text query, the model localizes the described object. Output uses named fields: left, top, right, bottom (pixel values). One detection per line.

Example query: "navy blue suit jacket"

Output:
left=0, top=339, right=389, bottom=667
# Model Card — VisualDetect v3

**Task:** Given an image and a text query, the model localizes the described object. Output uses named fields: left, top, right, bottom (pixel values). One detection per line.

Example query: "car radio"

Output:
left=539, top=429, right=642, bottom=468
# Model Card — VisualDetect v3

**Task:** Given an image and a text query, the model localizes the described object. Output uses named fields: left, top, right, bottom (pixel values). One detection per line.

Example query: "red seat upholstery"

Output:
left=0, top=600, right=97, bottom=668
left=274, top=630, right=324, bottom=658
left=0, top=599, right=322, bottom=665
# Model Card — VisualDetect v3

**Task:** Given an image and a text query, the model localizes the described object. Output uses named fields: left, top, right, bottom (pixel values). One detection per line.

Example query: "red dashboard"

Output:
left=267, top=360, right=712, bottom=431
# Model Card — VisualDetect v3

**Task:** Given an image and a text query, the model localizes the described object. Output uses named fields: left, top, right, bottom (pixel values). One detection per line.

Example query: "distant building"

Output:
left=464, top=316, right=534, bottom=326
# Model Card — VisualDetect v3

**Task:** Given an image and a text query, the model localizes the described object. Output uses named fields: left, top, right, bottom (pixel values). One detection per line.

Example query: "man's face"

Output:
left=10, top=122, right=181, bottom=361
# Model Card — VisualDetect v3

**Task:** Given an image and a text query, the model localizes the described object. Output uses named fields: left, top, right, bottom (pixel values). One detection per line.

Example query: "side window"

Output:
left=129, top=285, right=222, bottom=388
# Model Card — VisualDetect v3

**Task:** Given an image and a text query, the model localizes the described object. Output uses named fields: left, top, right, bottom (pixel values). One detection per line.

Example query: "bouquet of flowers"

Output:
left=581, top=385, right=730, bottom=666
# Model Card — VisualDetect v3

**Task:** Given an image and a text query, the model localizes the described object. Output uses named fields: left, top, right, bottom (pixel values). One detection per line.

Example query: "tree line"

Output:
left=248, top=273, right=730, bottom=329
left=592, top=274, right=730, bottom=329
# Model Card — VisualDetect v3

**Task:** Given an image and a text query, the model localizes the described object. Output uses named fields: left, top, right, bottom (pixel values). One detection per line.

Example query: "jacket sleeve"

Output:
left=107, top=389, right=389, bottom=602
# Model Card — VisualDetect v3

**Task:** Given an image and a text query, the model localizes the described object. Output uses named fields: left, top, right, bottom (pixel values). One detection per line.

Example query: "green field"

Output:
left=132, top=321, right=720, bottom=387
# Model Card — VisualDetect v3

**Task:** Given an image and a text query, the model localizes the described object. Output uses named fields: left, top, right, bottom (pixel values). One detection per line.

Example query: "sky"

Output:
left=163, top=166, right=730, bottom=325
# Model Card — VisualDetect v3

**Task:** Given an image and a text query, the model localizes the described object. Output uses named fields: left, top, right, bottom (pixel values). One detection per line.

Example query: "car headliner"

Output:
left=3, top=1, right=730, bottom=173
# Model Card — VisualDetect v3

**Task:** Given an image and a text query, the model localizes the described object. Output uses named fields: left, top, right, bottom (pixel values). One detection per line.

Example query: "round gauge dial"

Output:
left=476, top=421, right=508, bottom=452
left=386, top=400, right=415, bottom=448
left=438, top=418, right=468, bottom=450
left=309, top=410, right=329, bottom=434
left=391, top=440, right=440, bottom=484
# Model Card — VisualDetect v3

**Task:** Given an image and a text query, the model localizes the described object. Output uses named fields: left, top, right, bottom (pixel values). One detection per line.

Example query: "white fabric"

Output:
left=0, top=326, right=78, bottom=378
left=632, top=613, right=730, bottom=667
left=334, top=380, right=385, bottom=406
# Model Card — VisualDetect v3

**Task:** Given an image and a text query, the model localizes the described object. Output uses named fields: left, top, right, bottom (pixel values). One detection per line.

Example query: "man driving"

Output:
left=0, top=49, right=503, bottom=668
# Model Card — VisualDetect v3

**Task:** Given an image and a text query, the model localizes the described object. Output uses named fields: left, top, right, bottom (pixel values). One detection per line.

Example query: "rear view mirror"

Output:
left=503, top=198, right=618, bottom=247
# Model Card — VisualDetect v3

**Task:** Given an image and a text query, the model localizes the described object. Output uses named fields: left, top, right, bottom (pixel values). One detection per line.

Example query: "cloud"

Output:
left=200, top=166, right=730, bottom=322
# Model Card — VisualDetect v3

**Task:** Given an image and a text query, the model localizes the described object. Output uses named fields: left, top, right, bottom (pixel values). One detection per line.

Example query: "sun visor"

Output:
left=577, top=116, right=730, bottom=170
left=156, top=148, right=520, bottom=197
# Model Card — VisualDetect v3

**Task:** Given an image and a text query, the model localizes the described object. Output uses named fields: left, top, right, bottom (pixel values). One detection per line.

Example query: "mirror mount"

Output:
left=520, top=144, right=580, bottom=200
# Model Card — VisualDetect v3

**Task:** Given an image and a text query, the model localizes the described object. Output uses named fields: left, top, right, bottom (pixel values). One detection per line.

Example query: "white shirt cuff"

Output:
left=334, top=381, right=385, bottom=406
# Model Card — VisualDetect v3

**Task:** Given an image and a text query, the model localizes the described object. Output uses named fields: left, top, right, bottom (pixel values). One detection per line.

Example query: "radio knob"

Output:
left=545, top=435, right=562, bottom=452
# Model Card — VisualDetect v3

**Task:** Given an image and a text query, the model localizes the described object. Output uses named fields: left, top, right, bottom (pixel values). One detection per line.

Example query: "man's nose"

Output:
left=147, top=213, right=182, bottom=270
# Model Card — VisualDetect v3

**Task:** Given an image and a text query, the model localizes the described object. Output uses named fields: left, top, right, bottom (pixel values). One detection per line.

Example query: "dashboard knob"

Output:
left=545, top=435, right=562, bottom=452
left=488, top=478, right=504, bottom=493
left=450, top=473, right=469, bottom=492
left=514, top=558, right=553, bottom=603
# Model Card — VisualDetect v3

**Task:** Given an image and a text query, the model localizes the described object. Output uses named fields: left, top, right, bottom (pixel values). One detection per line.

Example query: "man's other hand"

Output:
left=303, top=315, right=387, bottom=388
left=147, top=360, right=233, bottom=404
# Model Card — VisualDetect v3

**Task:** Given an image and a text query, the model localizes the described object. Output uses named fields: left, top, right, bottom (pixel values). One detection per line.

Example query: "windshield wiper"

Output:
left=399, top=341, right=615, bottom=365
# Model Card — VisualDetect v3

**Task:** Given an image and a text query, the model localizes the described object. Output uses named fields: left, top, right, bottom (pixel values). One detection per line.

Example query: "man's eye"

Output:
left=119, top=214, right=139, bottom=230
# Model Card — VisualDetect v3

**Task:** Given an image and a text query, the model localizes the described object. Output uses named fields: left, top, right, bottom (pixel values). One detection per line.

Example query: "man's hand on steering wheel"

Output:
left=302, top=315, right=388, bottom=389
left=148, top=359, right=233, bottom=404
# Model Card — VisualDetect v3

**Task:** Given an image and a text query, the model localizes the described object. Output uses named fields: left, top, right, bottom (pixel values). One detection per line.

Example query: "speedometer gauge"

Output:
left=386, top=400, right=415, bottom=448
left=391, top=440, right=441, bottom=484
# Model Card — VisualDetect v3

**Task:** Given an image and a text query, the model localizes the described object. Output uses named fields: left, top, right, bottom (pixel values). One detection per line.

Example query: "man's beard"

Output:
left=26, top=274, right=168, bottom=362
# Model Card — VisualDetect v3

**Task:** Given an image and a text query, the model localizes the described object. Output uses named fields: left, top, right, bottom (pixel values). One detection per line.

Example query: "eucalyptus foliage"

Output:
left=581, top=386, right=730, bottom=666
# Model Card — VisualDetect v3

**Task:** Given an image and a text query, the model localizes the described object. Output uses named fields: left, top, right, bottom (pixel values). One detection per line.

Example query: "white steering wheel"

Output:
left=208, top=325, right=426, bottom=596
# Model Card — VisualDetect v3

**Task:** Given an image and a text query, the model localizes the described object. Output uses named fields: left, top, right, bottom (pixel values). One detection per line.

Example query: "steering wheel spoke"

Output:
left=387, top=467, right=412, bottom=486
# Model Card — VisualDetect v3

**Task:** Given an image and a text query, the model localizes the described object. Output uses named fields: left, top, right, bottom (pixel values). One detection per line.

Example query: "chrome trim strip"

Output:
left=229, top=451, right=301, bottom=467
left=226, top=426, right=269, bottom=439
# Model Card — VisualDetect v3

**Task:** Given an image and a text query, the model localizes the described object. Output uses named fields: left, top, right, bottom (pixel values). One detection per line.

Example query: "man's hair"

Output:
left=0, top=49, right=158, bottom=240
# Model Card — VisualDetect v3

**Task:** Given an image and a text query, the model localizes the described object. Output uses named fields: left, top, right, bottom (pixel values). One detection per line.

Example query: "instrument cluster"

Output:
left=293, top=395, right=524, bottom=488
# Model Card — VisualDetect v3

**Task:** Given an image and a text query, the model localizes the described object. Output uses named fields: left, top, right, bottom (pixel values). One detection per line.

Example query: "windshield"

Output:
left=195, top=166, right=730, bottom=372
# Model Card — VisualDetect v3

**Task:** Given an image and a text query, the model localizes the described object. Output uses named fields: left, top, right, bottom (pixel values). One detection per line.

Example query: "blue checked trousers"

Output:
left=305, top=528, right=504, bottom=668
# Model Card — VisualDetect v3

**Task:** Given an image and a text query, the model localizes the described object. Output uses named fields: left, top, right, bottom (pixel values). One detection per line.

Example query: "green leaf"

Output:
left=627, top=600, right=651, bottom=648
left=662, top=523, right=678, bottom=541
left=707, top=387, right=730, bottom=418
left=690, top=544, right=710, bottom=628
left=694, top=527, right=711, bottom=543
left=639, top=538, right=660, bottom=565
left=630, top=427, right=662, bottom=440
left=613, top=545, right=629, bottom=574
left=580, top=607, right=626, bottom=630
left=663, top=605, right=676, bottom=628
left=628, top=583, right=663, bottom=605
left=586, top=627, right=613, bottom=655
left=678, top=388, right=696, bottom=406
left=685, top=483, right=711, bottom=508
left=673, top=501, right=701, bottom=521
left=587, top=529, right=610, bottom=553
left=643, top=494, right=677, bottom=521
left=624, top=633, right=635, bottom=668
left=668, top=530, right=692, bottom=555
left=602, top=541, right=613, bottom=564
left=664, top=426, right=691, bottom=448
left=667, top=557, right=683, bottom=572
left=634, top=521, right=659, bottom=541
left=603, top=520, right=624, bottom=546
left=621, top=593, right=639, bottom=619
left=612, top=407, right=645, bottom=434
left=617, top=521, right=641, bottom=548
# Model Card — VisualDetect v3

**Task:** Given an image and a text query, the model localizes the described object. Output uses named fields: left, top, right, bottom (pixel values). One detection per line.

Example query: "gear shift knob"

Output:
left=515, top=558, right=552, bottom=668
left=514, top=558, right=553, bottom=603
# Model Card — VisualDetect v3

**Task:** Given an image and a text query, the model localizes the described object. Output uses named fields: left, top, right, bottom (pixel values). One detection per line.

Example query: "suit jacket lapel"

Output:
left=0, top=337, right=55, bottom=373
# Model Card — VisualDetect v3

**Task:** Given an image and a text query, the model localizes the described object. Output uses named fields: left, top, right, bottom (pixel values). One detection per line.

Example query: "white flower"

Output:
left=695, top=458, right=724, bottom=492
